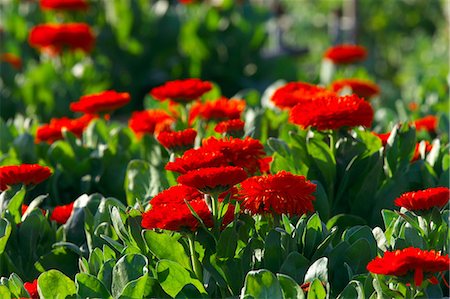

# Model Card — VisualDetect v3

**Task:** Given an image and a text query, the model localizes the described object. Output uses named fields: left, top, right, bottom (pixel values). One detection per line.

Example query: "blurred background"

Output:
left=0, top=0, right=448, bottom=125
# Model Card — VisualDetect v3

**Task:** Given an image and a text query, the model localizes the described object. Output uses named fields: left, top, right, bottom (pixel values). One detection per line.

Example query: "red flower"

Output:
left=258, top=156, right=272, bottom=174
left=50, top=202, right=75, bottom=224
left=214, top=119, right=245, bottom=135
left=373, top=132, right=391, bottom=146
left=35, top=114, right=95, bottom=143
left=150, top=79, right=212, bottom=103
left=28, top=23, right=95, bottom=55
left=367, top=247, right=450, bottom=287
left=129, top=109, right=175, bottom=137
left=239, top=171, right=316, bottom=216
left=330, top=78, right=380, bottom=99
left=201, top=136, right=267, bottom=174
left=0, top=164, right=52, bottom=191
left=289, top=94, right=374, bottom=130
left=165, top=148, right=227, bottom=174
left=324, top=44, right=367, bottom=64
left=0, top=53, right=22, bottom=70
left=177, top=166, right=248, bottom=194
left=40, top=0, right=88, bottom=10
left=394, top=187, right=449, bottom=211
left=21, top=204, right=46, bottom=216
left=412, top=141, right=433, bottom=162
left=24, top=279, right=39, bottom=299
left=271, top=82, right=335, bottom=109
left=157, top=128, right=197, bottom=152
left=188, top=97, right=245, bottom=124
left=413, top=115, right=438, bottom=133
left=70, top=90, right=130, bottom=114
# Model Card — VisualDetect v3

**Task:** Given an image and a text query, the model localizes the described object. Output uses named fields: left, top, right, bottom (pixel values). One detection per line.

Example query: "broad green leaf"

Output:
left=111, top=254, right=148, bottom=298
left=37, top=269, right=76, bottom=299
left=304, top=257, right=328, bottom=283
left=280, top=252, right=310, bottom=284
left=306, top=278, right=327, bottom=299
left=124, top=160, right=159, bottom=206
left=119, top=274, right=148, bottom=299
left=76, top=273, right=112, bottom=298
left=0, top=218, right=11, bottom=254
left=263, top=230, right=283, bottom=272
left=241, top=269, right=283, bottom=299
left=5, top=186, right=26, bottom=223
left=277, top=274, right=305, bottom=299
left=217, top=227, right=238, bottom=259
left=337, top=280, right=365, bottom=299
left=302, top=213, right=323, bottom=258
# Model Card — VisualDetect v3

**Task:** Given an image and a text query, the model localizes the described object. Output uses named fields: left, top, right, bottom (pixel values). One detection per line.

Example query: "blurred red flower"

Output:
left=289, top=94, right=374, bottom=130
left=324, top=44, right=367, bottom=64
left=177, top=166, right=247, bottom=194
left=28, top=23, right=95, bottom=55
left=70, top=90, right=130, bottom=114
left=214, top=119, right=245, bottom=135
left=394, top=187, right=449, bottom=211
left=50, top=202, right=75, bottom=224
left=150, top=78, right=212, bottom=103
left=40, top=0, right=88, bottom=10
left=367, top=247, right=449, bottom=286
left=271, top=82, right=335, bottom=109
left=413, top=115, right=438, bottom=133
left=36, top=114, right=95, bottom=143
left=21, top=204, right=46, bottom=216
left=330, top=78, right=380, bottom=99
left=24, top=279, right=39, bottom=299
left=129, top=109, right=174, bottom=137
left=0, top=53, right=22, bottom=70
left=411, top=141, right=433, bottom=162
left=188, top=97, right=245, bottom=124
left=165, top=147, right=227, bottom=174
left=0, top=164, right=52, bottom=191
left=157, top=128, right=197, bottom=152
left=372, top=132, right=391, bottom=147
left=239, top=171, right=316, bottom=216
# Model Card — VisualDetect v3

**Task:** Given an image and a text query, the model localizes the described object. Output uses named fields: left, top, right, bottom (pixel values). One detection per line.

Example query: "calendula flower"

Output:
left=40, top=0, right=89, bottom=10
left=413, top=115, right=438, bottom=133
left=35, top=114, right=95, bottom=143
left=165, top=147, right=227, bottom=174
left=214, top=119, right=245, bottom=136
left=0, top=164, right=52, bottom=191
left=289, top=94, right=374, bottom=130
left=0, top=53, right=22, bottom=70
left=50, top=202, right=75, bottom=224
left=367, top=247, right=449, bottom=287
left=150, top=78, right=212, bottom=103
left=177, top=166, right=247, bottom=194
left=157, top=128, right=197, bottom=152
left=330, top=78, right=380, bottom=99
left=23, top=279, right=39, bottom=299
left=70, top=90, right=130, bottom=114
left=28, top=23, right=95, bottom=55
left=271, top=82, right=335, bottom=109
left=324, top=44, right=367, bottom=64
left=394, top=187, right=449, bottom=211
left=239, top=171, right=316, bottom=216
left=129, top=109, right=174, bottom=137
left=189, top=97, right=245, bottom=124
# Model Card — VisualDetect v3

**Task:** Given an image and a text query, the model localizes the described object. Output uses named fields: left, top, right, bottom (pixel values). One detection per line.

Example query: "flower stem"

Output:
left=187, top=233, right=203, bottom=280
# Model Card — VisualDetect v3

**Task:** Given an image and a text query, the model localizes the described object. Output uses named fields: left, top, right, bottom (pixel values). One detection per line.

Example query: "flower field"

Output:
left=0, top=0, right=449, bottom=298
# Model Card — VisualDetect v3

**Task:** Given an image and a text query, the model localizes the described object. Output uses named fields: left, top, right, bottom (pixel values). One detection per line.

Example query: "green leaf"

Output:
left=125, top=160, right=162, bottom=206
left=0, top=285, right=10, bottom=299
left=280, top=252, right=310, bottom=284
left=267, top=138, right=291, bottom=158
left=263, top=230, right=283, bottom=272
left=344, top=239, right=373, bottom=274
left=302, top=214, right=323, bottom=258
left=156, top=259, right=206, bottom=297
left=241, top=269, right=283, bottom=299
left=76, top=273, right=112, bottom=298
left=119, top=274, right=148, bottom=299
left=0, top=218, right=11, bottom=254
left=304, top=257, right=328, bottom=283
left=5, top=186, right=26, bottom=223
left=217, top=227, right=238, bottom=259
left=143, top=230, right=191, bottom=270
left=337, top=280, right=364, bottom=299
left=37, top=269, right=76, bottom=299
left=277, top=274, right=305, bottom=299
left=306, top=136, right=336, bottom=194
left=306, top=278, right=327, bottom=299
left=34, top=247, right=80, bottom=278
left=111, top=254, right=148, bottom=298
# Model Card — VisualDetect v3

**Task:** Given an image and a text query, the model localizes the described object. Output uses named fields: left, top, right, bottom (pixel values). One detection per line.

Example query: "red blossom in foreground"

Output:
left=70, top=90, right=130, bottom=114
left=413, top=115, right=438, bottom=133
left=157, top=128, right=197, bottom=152
left=50, top=202, right=75, bottom=224
left=412, top=141, right=433, bottom=162
left=289, top=94, right=374, bottom=130
left=214, top=119, right=245, bottom=135
left=150, top=78, right=212, bottom=103
left=36, top=114, right=95, bottom=143
left=330, top=78, right=380, bottom=99
left=129, top=109, right=174, bottom=137
left=24, top=279, right=39, bottom=299
left=28, top=23, right=95, bottom=55
left=324, top=44, right=367, bottom=64
left=394, top=187, right=449, bottom=211
left=271, top=82, right=335, bottom=109
left=189, top=97, right=245, bottom=124
left=177, top=166, right=247, bottom=194
left=40, top=0, right=88, bottom=10
left=165, top=148, right=227, bottom=174
left=239, top=171, right=316, bottom=216
left=0, top=164, right=52, bottom=191
left=0, top=53, right=22, bottom=70
left=367, top=247, right=450, bottom=287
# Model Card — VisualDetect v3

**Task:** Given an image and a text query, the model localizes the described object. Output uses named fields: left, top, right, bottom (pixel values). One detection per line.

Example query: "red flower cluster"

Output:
left=289, top=94, right=374, bottom=130
left=239, top=171, right=316, bottom=216
left=70, top=90, right=130, bottom=114
left=413, top=115, right=438, bottom=133
left=150, top=79, right=212, bottom=103
left=0, top=164, right=52, bottom=191
left=50, top=202, right=75, bottom=224
left=129, top=109, right=174, bottom=137
left=189, top=97, right=245, bottom=124
left=0, top=53, right=22, bottom=70
left=330, top=78, right=380, bottom=99
left=29, top=23, right=95, bottom=55
left=40, top=0, right=89, bottom=10
left=177, top=166, right=247, bottom=194
left=394, top=187, right=449, bottom=211
left=271, top=82, right=335, bottom=109
left=215, top=119, right=245, bottom=135
left=36, top=114, right=95, bottom=143
left=156, top=128, right=197, bottom=152
left=367, top=247, right=449, bottom=286
left=24, top=279, right=39, bottom=299
left=324, top=44, right=367, bottom=64
left=166, top=148, right=227, bottom=174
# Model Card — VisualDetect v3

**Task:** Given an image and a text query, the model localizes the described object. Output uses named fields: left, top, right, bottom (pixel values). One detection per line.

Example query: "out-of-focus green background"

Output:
left=1, top=0, right=448, bottom=125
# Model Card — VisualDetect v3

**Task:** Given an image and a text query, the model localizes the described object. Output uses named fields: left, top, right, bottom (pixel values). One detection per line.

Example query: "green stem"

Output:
left=187, top=233, right=203, bottom=280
